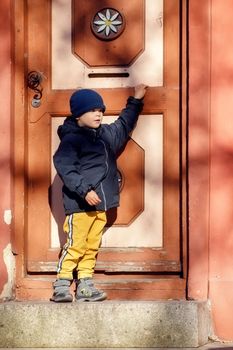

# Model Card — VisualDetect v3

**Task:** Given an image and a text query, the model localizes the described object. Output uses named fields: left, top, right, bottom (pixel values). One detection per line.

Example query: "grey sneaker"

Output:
left=75, top=278, right=107, bottom=302
left=50, top=279, right=73, bottom=302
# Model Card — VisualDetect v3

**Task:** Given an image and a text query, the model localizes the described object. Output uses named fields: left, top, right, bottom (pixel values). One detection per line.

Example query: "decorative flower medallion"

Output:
left=91, top=8, right=125, bottom=41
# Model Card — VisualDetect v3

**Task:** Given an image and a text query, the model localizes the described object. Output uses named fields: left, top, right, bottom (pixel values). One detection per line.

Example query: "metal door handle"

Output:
left=27, top=71, right=43, bottom=108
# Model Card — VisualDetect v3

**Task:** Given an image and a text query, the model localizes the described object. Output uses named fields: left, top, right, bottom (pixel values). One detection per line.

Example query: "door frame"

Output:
left=12, top=0, right=187, bottom=300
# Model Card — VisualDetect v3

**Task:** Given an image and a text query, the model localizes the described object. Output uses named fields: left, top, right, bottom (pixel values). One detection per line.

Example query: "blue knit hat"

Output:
left=70, top=89, right=106, bottom=117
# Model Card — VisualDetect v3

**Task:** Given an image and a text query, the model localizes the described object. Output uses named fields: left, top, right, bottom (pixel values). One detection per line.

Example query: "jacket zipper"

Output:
left=99, top=140, right=109, bottom=211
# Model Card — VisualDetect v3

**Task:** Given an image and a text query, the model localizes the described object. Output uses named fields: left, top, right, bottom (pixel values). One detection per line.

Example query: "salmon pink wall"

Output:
left=189, top=0, right=233, bottom=340
left=0, top=0, right=12, bottom=297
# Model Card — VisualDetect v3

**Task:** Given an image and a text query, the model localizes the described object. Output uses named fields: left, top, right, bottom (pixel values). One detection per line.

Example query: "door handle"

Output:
left=27, top=71, right=43, bottom=108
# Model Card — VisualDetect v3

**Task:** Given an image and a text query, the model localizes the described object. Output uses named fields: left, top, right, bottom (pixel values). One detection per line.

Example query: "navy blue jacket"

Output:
left=53, top=96, right=143, bottom=214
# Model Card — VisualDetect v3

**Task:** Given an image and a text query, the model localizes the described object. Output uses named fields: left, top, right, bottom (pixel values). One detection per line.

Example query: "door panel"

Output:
left=25, top=0, right=184, bottom=281
left=52, top=0, right=163, bottom=88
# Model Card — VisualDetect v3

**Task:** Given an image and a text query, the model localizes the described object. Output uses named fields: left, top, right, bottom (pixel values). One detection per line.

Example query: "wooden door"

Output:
left=13, top=0, right=187, bottom=300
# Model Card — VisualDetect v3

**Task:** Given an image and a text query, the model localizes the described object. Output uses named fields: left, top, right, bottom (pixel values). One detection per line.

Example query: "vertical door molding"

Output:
left=187, top=0, right=211, bottom=300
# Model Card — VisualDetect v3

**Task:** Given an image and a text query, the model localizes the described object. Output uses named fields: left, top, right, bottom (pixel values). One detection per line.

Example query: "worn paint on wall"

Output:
left=0, top=212, right=14, bottom=299
left=0, top=243, right=15, bottom=300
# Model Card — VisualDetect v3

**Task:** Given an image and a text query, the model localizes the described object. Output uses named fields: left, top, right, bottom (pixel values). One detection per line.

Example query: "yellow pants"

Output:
left=57, top=211, right=107, bottom=280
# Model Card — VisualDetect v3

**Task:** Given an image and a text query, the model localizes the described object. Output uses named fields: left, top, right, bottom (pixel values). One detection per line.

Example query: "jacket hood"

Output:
left=57, top=116, right=78, bottom=140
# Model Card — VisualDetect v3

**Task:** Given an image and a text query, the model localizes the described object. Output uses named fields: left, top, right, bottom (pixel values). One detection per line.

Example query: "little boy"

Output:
left=51, top=84, right=148, bottom=302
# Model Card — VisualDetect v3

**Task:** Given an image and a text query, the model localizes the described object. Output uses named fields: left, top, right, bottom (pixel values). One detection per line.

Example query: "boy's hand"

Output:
left=85, top=190, right=102, bottom=206
left=134, top=84, right=148, bottom=99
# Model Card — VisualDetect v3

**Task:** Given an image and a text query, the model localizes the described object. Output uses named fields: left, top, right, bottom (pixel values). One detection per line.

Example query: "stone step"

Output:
left=0, top=300, right=211, bottom=348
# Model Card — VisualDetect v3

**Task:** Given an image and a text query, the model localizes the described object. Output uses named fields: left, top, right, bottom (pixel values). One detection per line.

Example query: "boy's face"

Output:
left=76, top=109, right=104, bottom=129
